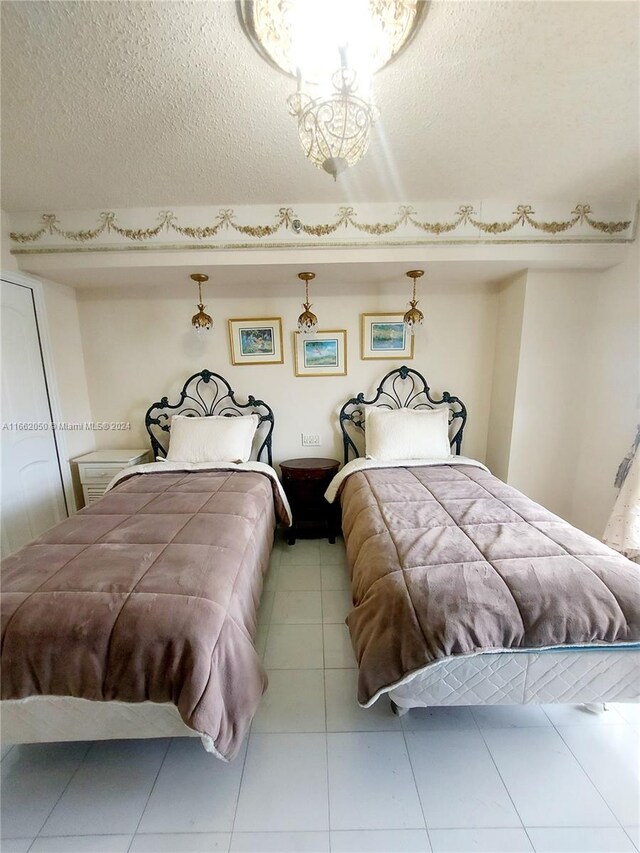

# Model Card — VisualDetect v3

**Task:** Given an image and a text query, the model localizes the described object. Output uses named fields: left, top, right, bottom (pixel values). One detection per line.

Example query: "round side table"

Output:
left=280, top=457, right=340, bottom=545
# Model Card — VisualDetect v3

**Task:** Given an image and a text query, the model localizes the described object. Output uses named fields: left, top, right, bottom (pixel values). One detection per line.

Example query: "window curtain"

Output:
left=603, top=426, right=640, bottom=561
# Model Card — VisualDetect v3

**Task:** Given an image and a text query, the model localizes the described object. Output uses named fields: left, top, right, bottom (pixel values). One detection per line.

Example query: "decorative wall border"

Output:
left=9, top=203, right=635, bottom=251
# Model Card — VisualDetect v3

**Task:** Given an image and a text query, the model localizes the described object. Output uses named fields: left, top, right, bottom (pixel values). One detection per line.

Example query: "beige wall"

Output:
left=570, top=239, right=640, bottom=537
left=507, top=270, right=599, bottom=521
left=1, top=211, right=19, bottom=271
left=76, top=281, right=498, bottom=468
left=503, top=254, right=640, bottom=537
left=485, top=272, right=526, bottom=481
left=40, top=278, right=95, bottom=509
left=21, top=244, right=637, bottom=534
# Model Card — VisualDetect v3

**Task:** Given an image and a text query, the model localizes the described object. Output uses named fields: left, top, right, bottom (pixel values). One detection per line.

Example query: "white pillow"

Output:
left=365, top=406, right=450, bottom=461
left=166, top=414, right=259, bottom=464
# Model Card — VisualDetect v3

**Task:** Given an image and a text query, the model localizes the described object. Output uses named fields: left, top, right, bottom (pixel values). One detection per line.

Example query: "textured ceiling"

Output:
left=1, top=0, right=638, bottom=213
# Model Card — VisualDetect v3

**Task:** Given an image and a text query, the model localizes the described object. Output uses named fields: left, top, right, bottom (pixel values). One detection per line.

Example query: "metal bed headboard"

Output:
left=339, top=365, right=467, bottom=465
left=144, top=369, right=275, bottom=464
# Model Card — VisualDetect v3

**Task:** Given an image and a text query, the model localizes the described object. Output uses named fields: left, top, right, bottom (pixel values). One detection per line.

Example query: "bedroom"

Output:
left=0, top=1, right=638, bottom=852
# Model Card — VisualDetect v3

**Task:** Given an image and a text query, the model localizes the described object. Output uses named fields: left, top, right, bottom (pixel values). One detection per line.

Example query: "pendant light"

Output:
left=297, top=271, right=318, bottom=336
left=190, top=273, right=213, bottom=333
left=403, top=269, right=424, bottom=335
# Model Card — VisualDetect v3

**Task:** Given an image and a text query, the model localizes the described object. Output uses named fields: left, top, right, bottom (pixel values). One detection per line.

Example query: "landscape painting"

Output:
left=228, top=318, right=284, bottom=365
left=361, top=313, right=414, bottom=360
left=240, top=327, right=274, bottom=356
left=303, top=338, right=338, bottom=368
left=371, top=321, right=406, bottom=352
left=294, top=330, right=347, bottom=376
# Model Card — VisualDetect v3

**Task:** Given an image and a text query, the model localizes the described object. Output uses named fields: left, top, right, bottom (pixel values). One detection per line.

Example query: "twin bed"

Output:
left=1, top=370, right=290, bottom=760
left=331, top=367, right=639, bottom=714
left=1, top=367, right=638, bottom=761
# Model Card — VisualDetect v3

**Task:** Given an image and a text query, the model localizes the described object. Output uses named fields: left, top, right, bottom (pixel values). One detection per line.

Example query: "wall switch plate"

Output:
left=301, top=433, right=321, bottom=447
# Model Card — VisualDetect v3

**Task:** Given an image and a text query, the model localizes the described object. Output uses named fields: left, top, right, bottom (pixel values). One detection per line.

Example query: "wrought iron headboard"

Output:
left=339, top=365, right=467, bottom=465
left=144, top=369, right=275, bottom=465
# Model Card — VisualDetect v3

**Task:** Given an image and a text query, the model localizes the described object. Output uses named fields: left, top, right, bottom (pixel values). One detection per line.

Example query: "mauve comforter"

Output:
left=338, top=463, right=640, bottom=705
left=1, top=468, right=289, bottom=760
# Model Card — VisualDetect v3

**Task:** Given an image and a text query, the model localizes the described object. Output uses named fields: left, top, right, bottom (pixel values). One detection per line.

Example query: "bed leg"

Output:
left=390, top=700, right=409, bottom=718
left=583, top=702, right=609, bottom=714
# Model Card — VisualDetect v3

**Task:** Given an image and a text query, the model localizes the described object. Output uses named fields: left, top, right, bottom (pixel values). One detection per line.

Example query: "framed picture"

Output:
left=228, top=318, right=284, bottom=366
left=361, top=313, right=414, bottom=360
left=294, top=330, right=347, bottom=377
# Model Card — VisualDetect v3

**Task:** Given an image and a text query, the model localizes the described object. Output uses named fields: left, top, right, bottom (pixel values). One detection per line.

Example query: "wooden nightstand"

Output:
left=280, top=457, right=340, bottom=545
left=74, top=449, right=151, bottom=507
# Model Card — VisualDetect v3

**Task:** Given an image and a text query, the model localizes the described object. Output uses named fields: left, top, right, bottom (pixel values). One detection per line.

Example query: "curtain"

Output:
left=603, top=426, right=640, bottom=560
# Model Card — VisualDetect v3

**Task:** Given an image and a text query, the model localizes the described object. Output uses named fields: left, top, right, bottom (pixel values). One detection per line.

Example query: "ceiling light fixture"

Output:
left=287, top=63, right=379, bottom=181
left=190, top=273, right=213, bottom=334
left=403, top=269, right=424, bottom=334
left=238, top=0, right=425, bottom=178
left=297, top=271, right=318, bottom=336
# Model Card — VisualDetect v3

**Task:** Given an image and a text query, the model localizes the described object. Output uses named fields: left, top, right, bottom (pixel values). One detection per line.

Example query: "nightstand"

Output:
left=74, top=449, right=151, bottom=506
left=280, top=457, right=340, bottom=545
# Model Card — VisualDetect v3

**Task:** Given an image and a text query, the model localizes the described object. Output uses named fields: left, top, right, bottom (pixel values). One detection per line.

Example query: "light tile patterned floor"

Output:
left=2, top=534, right=639, bottom=853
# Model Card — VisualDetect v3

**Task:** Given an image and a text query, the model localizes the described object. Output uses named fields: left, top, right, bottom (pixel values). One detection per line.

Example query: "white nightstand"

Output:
left=74, top=449, right=152, bottom=506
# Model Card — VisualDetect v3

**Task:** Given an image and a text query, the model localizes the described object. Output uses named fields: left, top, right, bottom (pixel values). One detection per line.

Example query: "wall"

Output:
left=40, top=278, right=95, bottom=509
left=571, top=239, right=640, bottom=537
left=498, top=255, right=639, bottom=537
left=21, top=242, right=637, bottom=534
left=76, top=280, right=498, bottom=469
left=1, top=210, right=19, bottom=271
left=507, top=270, right=599, bottom=522
left=485, top=272, right=526, bottom=480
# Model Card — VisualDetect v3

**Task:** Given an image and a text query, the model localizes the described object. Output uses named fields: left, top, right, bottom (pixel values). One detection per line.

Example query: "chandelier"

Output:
left=288, top=66, right=379, bottom=180
left=238, top=1, right=425, bottom=177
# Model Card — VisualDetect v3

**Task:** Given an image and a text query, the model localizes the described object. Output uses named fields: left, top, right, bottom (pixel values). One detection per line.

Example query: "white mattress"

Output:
left=387, top=646, right=640, bottom=709
left=0, top=696, right=224, bottom=756
left=3, top=651, right=638, bottom=748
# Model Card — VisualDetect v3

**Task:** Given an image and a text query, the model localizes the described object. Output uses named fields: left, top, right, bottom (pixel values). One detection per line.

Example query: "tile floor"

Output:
left=1, top=535, right=639, bottom=853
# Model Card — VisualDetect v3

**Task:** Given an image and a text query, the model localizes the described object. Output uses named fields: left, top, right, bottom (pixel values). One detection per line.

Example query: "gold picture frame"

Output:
left=361, top=313, right=414, bottom=360
left=228, top=318, right=284, bottom=366
left=293, top=330, right=347, bottom=377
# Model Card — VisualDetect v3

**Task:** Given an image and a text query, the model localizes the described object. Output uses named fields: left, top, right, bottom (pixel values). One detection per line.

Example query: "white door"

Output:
left=1, top=279, right=67, bottom=557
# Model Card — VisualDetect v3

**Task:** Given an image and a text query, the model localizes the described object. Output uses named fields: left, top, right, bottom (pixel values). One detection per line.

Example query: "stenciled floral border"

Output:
left=9, top=203, right=633, bottom=246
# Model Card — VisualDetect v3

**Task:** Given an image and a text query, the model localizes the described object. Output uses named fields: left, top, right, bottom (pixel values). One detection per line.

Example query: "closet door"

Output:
left=1, top=279, right=67, bottom=558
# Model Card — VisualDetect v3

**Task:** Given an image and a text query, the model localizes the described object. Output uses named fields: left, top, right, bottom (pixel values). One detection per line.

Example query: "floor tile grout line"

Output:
left=522, top=825, right=537, bottom=852
left=21, top=822, right=640, bottom=839
left=1, top=745, right=14, bottom=763
left=252, top=558, right=275, bottom=725
left=481, top=722, right=626, bottom=833
left=474, top=719, right=531, bottom=836
left=523, top=822, right=640, bottom=829
left=402, top=711, right=538, bottom=851
left=401, top=727, right=431, bottom=848
left=623, top=825, right=640, bottom=852
left=126, top=737, right=172, bottom=853
left=229, top=738, right=251, bottom=839
left=320, top=576, right=333, bottom=846
left=550, top=720, right=627, bottom=830
left=259, top=559, right=276, bottom=666
left=31, top=740, right=92, bottom=841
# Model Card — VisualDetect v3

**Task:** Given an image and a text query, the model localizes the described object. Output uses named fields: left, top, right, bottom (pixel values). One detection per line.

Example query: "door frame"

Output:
left=1, top=270, right=73, bottom=515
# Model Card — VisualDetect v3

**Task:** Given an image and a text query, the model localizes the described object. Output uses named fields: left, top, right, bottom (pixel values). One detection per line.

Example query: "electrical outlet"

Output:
left=301, top=433, right=321, bottom=447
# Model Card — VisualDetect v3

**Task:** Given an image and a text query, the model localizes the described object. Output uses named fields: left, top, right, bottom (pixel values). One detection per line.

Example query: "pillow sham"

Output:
left=365, top=406, right=451, bottom=461
left=166, top=414, right=259, bottom=464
